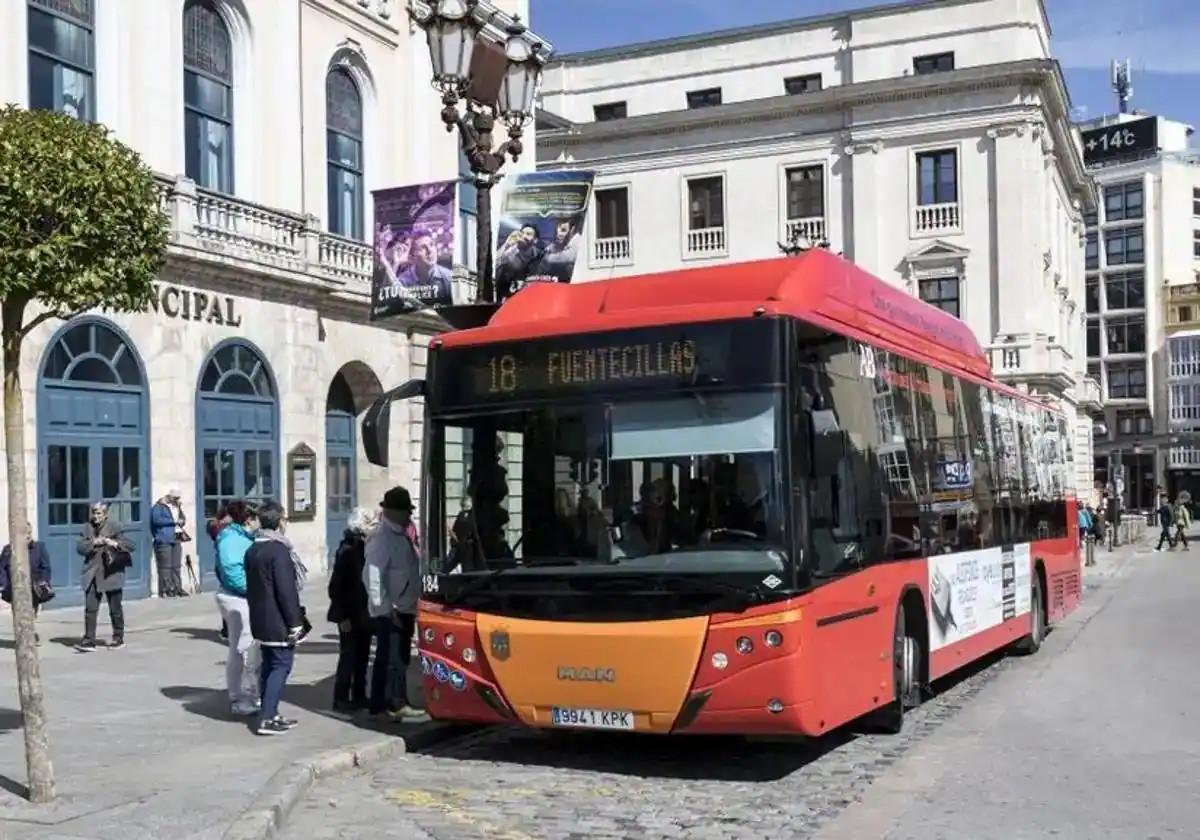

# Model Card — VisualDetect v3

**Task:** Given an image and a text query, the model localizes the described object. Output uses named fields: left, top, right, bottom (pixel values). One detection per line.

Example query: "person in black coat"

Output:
left=327, top=508, right=378, bottom=712
left=0, top=522, right=53, bottom=643
left=244, top=500, right=304, bottom=736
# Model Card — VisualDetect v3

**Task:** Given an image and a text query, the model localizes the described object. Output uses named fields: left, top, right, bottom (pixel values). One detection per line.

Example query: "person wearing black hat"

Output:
left=362, top=486, right=423, bottom=719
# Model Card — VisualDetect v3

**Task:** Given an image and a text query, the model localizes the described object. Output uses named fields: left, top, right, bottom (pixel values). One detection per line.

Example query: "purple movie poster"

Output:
left=370, top=181, right=456, bottom=319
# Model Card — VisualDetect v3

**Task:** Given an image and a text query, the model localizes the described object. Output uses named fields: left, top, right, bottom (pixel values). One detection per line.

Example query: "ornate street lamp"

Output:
left=409, top=0, right=551, bottom=306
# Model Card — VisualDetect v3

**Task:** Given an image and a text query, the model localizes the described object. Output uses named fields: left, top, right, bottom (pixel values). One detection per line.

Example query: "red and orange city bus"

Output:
left=387, top=249, right=1081, bottom=737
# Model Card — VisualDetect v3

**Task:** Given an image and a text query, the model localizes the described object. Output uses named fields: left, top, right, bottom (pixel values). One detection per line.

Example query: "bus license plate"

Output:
left=551, top=707, right=635, bottom=730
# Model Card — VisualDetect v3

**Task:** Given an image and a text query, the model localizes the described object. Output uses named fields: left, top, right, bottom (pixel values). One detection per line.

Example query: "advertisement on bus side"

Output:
left=928, top=544, right=1031, bottom=651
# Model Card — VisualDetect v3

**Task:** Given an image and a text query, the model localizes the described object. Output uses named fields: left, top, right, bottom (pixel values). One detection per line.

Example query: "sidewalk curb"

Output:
left=222, top=735, right=405, bottom=840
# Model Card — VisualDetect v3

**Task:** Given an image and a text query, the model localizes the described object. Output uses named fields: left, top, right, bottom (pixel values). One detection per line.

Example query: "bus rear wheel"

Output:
left=872, top=606, right=922, bottom=734
left=1015, top=572, right=1045, bottom=655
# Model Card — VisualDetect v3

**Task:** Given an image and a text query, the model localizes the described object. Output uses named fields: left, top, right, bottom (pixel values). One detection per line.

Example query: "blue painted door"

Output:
left=195, top=342, right=278, bottom=589
left=325, top=410, right=356, bottom=558
left=38, top=321, right=151, bottom=606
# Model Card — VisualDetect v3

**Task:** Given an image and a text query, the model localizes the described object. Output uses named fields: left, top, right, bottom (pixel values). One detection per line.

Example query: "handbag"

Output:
left=32, top=580, right=55, bottom=604
left=178, top=528, right=193, bottom=543
left=102, top=549, right=133, bottom=577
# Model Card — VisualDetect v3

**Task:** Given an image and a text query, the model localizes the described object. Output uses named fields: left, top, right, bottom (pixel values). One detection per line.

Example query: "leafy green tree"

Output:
left=0, top=105, right=166, bottom=803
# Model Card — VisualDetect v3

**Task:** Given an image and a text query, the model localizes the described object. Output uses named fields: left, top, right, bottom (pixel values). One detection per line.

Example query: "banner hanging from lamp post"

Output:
left=494, top=170, right=594, bottom=300
left=370, top=181, right=457, bottom=319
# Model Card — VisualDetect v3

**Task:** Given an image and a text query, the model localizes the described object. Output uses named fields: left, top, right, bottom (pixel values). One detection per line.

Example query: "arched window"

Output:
left=27, top=0, right=95, bottom=121
left=199, top=342, right=274, bottom=398
left=183, top=0, right=233, bottom=193
left=326, top=67, right=364, bottom=239
left=42, top=321, right=143, bottom=387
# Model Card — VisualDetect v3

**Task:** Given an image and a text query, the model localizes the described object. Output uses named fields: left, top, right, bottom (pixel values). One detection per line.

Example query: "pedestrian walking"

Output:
left=244, top=500, right=304, bottom=736
left=1174, top=497, right=1192, bottom=550
left=1156, top=494, right=1175, bottom=552
left=151, top=489, right=188, bottom=597
left=363, top=487, right=423, bottom=720
left=1077, top=504, right=1092, bottom=547
left=209, top=506, right=232, bottom=641
left=215, top=500, right=262, bottom=717
left=76, top=502, right=134, bottom=651
left=328, top=507, right=378, bottom=713
left=0, top=521, right=54, bottom=644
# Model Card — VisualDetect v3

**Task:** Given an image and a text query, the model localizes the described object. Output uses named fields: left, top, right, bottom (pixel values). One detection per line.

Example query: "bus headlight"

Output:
left=462, top=647, right=476, bottom=664
left=422, top=627, right=435, bottom=644
left=736, top=636, right=754, bottom=654
left=444, top=633, right=456, bottom=648
left=764, top=630, right=783, bottom=648
left=711, top=652, right=729, bottom=670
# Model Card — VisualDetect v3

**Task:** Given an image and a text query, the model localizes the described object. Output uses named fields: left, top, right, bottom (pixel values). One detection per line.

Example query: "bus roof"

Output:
left=438, top=249, right=991, bottom=380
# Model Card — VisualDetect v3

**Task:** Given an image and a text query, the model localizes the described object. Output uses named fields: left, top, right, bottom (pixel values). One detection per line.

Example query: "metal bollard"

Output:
left=1085, top=535, right=1096, bottom=566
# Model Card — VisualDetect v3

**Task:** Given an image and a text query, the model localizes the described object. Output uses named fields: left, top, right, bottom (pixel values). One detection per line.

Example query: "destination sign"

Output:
left=430, top=319, right=785, bottom=409
left=1080, top=117, right=1158, bottom=166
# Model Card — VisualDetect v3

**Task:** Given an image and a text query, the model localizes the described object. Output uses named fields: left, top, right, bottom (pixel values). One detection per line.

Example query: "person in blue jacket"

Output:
left=214, top=500, right=261, bottom=717
left=0, top=521, right=53, bottom=644
left=150, top=490, right=186, bottom=597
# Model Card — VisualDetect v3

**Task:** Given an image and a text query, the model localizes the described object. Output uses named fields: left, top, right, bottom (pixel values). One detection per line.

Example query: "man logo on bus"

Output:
left=490, top=629, right=511, bottom=661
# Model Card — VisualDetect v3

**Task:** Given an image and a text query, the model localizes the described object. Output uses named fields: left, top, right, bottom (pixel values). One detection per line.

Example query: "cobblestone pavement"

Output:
left=288, top=540, right=1145, bottom=840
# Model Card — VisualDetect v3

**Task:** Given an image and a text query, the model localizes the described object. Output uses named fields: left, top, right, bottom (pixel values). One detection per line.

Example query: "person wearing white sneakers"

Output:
left=214, top=500, right=262, bottom=718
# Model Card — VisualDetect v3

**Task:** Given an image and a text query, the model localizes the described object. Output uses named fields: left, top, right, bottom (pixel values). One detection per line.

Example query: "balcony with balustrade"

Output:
left=155, top=174, right=374, bottom=301
left=986, top=332, right=1074, bottom=394
left=912, top=202, right=962, bottom=237
left=592, top=235, right=632, bottom=265
left=685, top=226, right=727, bottom=259
left=784, top=216, right=827, bottom=246
left=1075, top=374, right=1103, bottom=415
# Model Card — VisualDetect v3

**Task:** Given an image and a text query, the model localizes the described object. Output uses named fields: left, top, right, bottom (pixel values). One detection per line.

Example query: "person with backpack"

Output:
left=1174, top=497, right=1192, bottom=550
left=1076, top=504, right=1092, bottom=547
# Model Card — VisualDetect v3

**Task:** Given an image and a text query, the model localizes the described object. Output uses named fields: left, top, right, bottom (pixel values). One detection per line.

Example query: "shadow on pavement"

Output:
left=161, top=685, right=253, bottom=732
left=0, top=707, right=24, bottom=733
left=169, top=626, right=225, bottom=645
left=0, top=772, right=29, bottom=800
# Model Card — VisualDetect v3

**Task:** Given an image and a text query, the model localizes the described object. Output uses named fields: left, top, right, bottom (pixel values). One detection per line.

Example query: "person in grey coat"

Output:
left=76, top=502, right=134, bottom=651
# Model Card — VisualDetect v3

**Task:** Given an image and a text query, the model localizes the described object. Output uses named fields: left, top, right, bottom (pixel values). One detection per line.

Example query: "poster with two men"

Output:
left=370, top=170, right=594, bottom=319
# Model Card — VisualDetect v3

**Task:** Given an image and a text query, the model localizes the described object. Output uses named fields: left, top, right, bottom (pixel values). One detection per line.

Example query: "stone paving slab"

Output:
left=0, top=577, right=428, bottom=840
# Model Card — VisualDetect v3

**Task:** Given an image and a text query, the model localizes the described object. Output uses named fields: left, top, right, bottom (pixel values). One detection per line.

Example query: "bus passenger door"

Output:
left=798, top=340, right=892, bottom=729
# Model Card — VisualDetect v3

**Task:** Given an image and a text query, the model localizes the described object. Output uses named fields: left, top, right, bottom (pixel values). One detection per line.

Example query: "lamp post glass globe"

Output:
left=423, top=0, right=479, bottom=92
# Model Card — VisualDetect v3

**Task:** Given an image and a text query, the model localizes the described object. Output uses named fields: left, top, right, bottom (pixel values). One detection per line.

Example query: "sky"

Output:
left=529, top=0, right=1200, bottom=132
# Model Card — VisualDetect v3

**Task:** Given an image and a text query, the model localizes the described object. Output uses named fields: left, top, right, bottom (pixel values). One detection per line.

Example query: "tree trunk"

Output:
left=1, top=298, right=55, bottom=803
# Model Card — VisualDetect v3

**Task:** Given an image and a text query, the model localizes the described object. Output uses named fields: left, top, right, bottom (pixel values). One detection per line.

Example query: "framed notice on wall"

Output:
left=287, top=443, right=317, bottom=522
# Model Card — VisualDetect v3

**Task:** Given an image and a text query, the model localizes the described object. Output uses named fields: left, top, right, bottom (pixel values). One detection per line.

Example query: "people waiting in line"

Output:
left=151, top=489, right=189, bottom=597
left=209, top=506, right=232, bottom=641
left=363, top=486, right=424, bottom=720
left=0, top=521, right=54, bottom=644
left=327, top=507, right=377, bottom=713
left=76, top=502, right=134, bottom=651
left=245, top=500, right=305, bottom=736
left=215, top=500, right=262, bottom=717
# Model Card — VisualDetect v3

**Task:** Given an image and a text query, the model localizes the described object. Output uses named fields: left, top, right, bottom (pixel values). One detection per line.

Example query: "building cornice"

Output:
left=540, top=59, right=1093, bottom=204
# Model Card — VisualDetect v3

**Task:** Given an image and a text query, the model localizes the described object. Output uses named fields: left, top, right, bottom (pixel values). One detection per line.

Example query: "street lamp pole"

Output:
left=410, top=0, right=549, bottom=304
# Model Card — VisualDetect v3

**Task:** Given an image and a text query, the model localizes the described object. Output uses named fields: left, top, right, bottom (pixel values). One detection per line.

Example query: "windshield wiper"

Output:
left=651, top=574, right=766, bottom=605
left=440, top=558, right=582, bottom=604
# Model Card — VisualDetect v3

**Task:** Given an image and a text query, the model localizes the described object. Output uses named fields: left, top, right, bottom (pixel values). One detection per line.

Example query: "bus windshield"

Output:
left=428, top=389, right=788, bottom=580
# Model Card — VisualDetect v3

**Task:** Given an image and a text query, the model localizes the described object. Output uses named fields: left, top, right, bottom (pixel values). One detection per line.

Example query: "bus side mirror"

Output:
left=362, top=379, right=426, bottom=467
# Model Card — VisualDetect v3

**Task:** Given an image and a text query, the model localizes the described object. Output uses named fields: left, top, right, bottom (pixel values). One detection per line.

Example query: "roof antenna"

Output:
left=1111, top=58, right=1132, bottom=115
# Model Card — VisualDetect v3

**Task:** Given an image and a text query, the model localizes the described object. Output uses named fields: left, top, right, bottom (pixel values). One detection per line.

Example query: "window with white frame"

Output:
left=1104, top=226, right=1144, bottom=266
left=916, top=149, right=958, bottom=206
left=1171, top=383, right=1200, bottom=424
left=1116, top=410, right=1153, bottom=435
left=913, top=52, right=954, bottom=74
left=1105, top=270, right=1144, bottom=310
left=1105, top=314, right=1146, bottom=354
left=784, top=165, right=823, bottom=220
left=593, top=101, right=627, bottom=122
left=1086, top=232, right=1099, bottom=270
left=1108, top=362, right=1146, bottom=399
left=1086, top=276, right=1100, bottom=313
left=918, top=277, right=960, bottom=318
left=1086, top=321, right=1100, bottom=357
left=686, top=88, right=722, bottom=109
left=1169, top=336, right=1200, bottom=378
left=326, top=68, right=363, bottom=240
left=1194, top=188, right=1200, bottom=217
left=1194, top=230, right=1200, bottom=259
left=28, top=0, right=95, bottom=121
left=183, top=0, right=234, bottom=193
left=1104, top=182, right=1143, bottom=222
left=593, top=186, right=630, bottom=262
left=687, top=177, right=723, bottom=230
left=784, top=74, right=822, bottom=95
left=1085, top=207, right=1098, bottom=227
